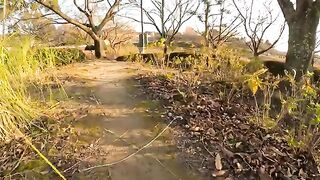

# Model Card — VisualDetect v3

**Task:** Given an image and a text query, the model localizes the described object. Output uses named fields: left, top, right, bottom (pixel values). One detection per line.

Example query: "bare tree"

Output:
left=198, top=0, right=241, bottom=48
left=8, top=7, right=60, bottom=41
left=0, top=0, right=27, bottom=37
left=127, top=0, right=200, bottom=54
left=197, top=0, right=213, bottom=47
left=33, top=0, right=121, bottom=58
left=233, top=0, right=285, bottom=57
left=102, top=22, right=134, bottom=53
left=277, top=0, right=320, bottom=79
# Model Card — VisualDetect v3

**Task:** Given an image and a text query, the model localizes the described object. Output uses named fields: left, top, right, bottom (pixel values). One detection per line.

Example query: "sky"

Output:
left=60, top=0, right=289, bottom=52
left=121, top=0, right=289, bottom=52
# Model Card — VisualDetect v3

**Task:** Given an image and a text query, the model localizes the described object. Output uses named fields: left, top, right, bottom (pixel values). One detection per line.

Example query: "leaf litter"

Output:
left=136, top=73, right=320, bottom=179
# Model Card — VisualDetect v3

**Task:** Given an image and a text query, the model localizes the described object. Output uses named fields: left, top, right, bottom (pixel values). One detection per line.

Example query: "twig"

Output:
left=153, top=156, right=182, bottom=180
left=9, top=147, right=27, bottom=174
left=104, top=129, right=130, bottom=143
left=201, top=137, right=215, bottom=159
left=80, top=116, right=181, bottom=172
left=235, top=153, right=253, bottom=171
left=105, top=127, right=181, bottom=179
left=63, top=156, right=90, bottom=173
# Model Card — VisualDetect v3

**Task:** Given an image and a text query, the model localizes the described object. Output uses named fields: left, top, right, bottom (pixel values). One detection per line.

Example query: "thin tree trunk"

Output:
left=163, top=43, right=168, bottom=55
left=2, top=0, right=6, bottom=39
left=204, top=1, right=209, bottom=47
left=285, top=16, right=319, bottom=79
left=94, top=39, right=106, bottom=59
left=161, top=0, right=165, bottom=38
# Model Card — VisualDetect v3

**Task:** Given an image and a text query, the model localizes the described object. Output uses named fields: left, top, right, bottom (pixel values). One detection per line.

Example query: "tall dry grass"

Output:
left=0, top=36, right=67, bottom=179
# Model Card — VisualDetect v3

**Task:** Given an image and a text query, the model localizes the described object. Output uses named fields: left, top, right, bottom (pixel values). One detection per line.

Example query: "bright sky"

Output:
left=60, top=0, right=289, bottom=52
left=121, top=0, right=289, bottom=52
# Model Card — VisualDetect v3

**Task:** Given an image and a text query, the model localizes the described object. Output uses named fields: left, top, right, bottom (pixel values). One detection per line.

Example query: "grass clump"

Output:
left=0, top=36, right=69, bottom=179
left=35, top=47, right=86, bottom=66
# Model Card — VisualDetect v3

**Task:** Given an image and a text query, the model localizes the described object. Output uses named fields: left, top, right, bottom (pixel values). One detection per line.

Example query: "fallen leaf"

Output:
left=259, top=166, right=272, bottom=180
left=235, top=142, right=242, bottom=148
left=215, top=153, right=223, bottom=171
left=220, top=146, right=234, bottom=158
left=236, top=162, right=243, bottom=171
left=212, top=170, right=227, bottom=177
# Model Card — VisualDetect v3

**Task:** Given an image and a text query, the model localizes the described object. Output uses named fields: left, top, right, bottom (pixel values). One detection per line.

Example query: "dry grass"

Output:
left=0, top=36, right=67, bottom=179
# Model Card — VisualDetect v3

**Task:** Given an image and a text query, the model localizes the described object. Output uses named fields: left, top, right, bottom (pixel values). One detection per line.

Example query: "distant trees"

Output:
left=128, top=0, right=200, bottom=54
left=0, top=0, right=27, bottom=36
left=33, top=0, right=121, bottom=58
left=198, top=0, right=241, bottom=48
left=277, top=0, right=320, bottom=79
left=9, top=9, right=58, bottom=42
left=0, top=0, right=26, bottom=20
left=233, top=0, right=285, bottom=57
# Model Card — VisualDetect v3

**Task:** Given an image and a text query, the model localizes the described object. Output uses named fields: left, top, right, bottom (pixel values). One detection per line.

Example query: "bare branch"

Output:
left=96, top=0, right=121, bottom=32
left=233, top=0, right=284, bottom=57
left=34, top=0, right=91, bottom=35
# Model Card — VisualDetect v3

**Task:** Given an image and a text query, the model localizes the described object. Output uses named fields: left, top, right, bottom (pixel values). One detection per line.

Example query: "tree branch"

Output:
left=277, top=0, right=295, bottom=22
left=96, top=0, right=121, bottom=32
left=34, top=0, right=91, bottom=35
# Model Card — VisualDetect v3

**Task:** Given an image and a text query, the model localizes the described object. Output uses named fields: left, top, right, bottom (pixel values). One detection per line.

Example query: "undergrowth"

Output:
left=0, top=35, right=84, bottom=179
left=138, top=45, right=320, bottom=158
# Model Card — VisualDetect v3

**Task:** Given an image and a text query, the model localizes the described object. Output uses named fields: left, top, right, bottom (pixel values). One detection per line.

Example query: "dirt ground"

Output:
left=1, top=60, right=205, bottom=179
left=54, top=60, right=200, bottom=179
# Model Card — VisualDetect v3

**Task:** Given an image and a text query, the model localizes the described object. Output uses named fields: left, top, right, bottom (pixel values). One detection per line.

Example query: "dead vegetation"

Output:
left=135, top=45, right=320, bottom=179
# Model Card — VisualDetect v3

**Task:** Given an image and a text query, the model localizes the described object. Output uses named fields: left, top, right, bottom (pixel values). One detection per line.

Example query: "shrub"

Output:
left=35, top=48, right=86, bottom=66
left=244, top=59, right=264, bottom=73
left=244, top=67, right=320, bottom=154
left=208, top=45, right=245, bottom=81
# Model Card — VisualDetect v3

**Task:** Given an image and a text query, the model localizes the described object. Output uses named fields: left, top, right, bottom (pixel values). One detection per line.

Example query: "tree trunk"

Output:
left=163, top=43, right=168, bottom=55
left=94, top=39, right=106, bottom=59
left=161, top=0, right=165, bottom=38
left=204, top=1, right=210, bottom=47
left=285, top=14, right=319, bottom=79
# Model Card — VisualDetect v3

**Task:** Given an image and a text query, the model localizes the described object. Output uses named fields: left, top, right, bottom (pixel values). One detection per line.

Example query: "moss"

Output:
left=15, top=160, right=48, bottom=173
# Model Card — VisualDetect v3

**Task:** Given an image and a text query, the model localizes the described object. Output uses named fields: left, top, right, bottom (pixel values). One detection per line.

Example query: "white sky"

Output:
left=60, top=0, right=289, bottom=51
left=121, top=0, right=289, bottom=52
